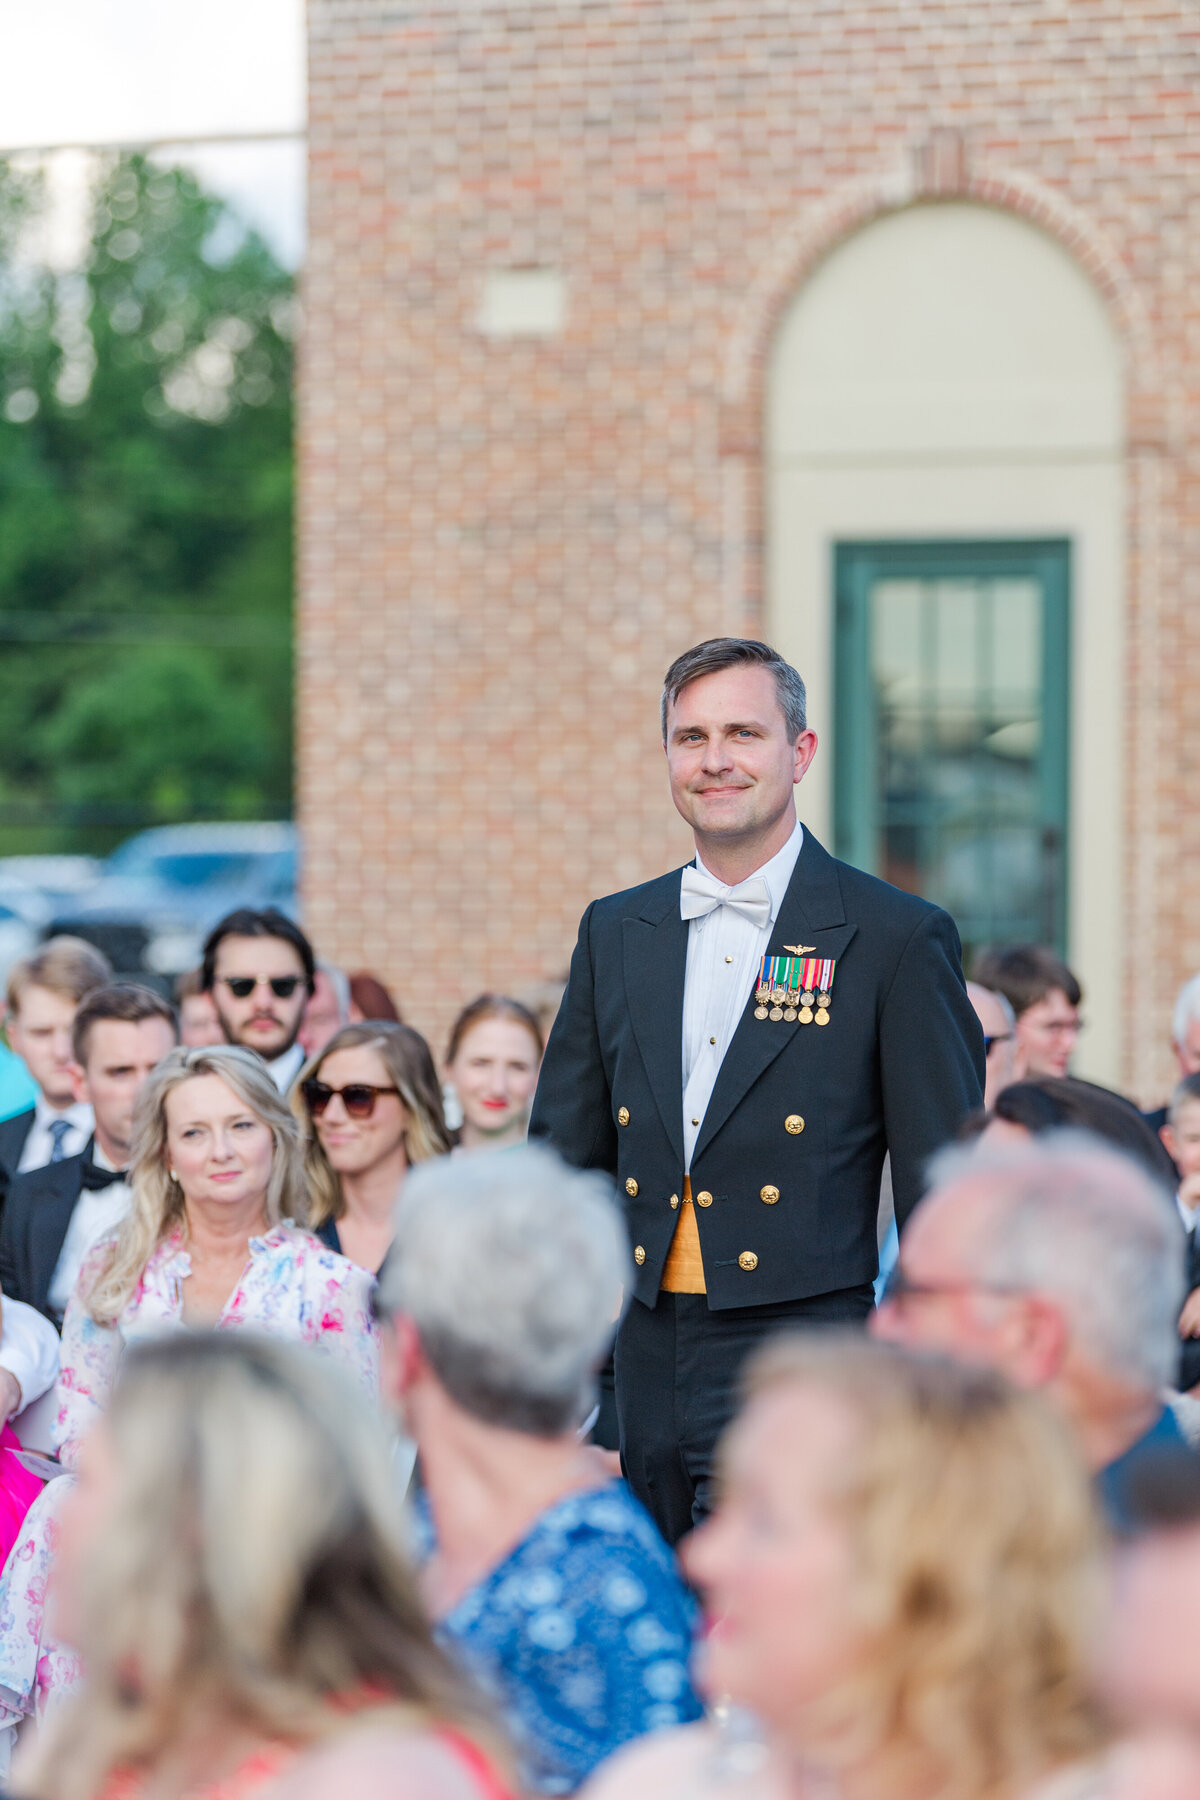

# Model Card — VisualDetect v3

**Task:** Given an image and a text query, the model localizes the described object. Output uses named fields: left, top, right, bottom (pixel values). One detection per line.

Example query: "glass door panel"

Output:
left=834, top=541, right=1069, bottom=961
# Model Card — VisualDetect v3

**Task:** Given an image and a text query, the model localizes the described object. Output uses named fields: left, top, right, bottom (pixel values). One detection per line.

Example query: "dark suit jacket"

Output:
left=530, top=829, right=985, bottom=1312
left=0, top=1107, right=34, bottom=1220
left=1180, top=1224, right=1200, bottom=1392
left=0, top=1145, right=87, bottom=1321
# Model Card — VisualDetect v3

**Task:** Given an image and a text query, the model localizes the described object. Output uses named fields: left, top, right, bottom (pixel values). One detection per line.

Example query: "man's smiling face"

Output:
left=664, top=663, right=814, bottom=847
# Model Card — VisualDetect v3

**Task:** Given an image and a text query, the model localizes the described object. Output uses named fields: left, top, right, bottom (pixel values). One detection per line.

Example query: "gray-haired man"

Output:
left=873, top=1133, right=1187, bottom=1528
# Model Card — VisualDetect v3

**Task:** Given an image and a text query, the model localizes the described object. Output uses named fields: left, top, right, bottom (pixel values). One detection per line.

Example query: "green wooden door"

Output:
left=833, top=540, right=1070, bottom=961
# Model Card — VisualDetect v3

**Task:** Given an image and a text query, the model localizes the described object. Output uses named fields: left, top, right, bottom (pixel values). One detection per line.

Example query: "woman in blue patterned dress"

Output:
left=375, top=1144, right=703, bottom=1795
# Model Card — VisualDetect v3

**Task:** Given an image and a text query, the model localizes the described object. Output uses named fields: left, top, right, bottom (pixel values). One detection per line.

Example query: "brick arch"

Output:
left=719, top=145, right=1161, bottom=618
left=717, top=144, right=1165, bottom=1102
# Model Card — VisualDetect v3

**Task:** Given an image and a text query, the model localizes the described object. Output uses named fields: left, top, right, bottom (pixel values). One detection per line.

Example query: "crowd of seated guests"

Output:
left=6, top=921, right=1200, bottom=1796
left=20, top=1333, right=518, bottom=1800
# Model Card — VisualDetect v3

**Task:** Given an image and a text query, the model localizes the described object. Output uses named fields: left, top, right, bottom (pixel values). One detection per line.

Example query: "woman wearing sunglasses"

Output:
left=294, top=1023, right=451, bottom=1275
left=0, top=1044, right=378, bottom=1742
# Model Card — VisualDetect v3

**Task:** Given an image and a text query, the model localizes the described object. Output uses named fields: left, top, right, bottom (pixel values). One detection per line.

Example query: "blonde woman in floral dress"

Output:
left=0, top=1045, right=377, bottom=1740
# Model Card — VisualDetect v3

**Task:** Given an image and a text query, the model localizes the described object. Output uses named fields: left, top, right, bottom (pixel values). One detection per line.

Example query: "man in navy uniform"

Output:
left=530, top=637, right=984, bottom=1542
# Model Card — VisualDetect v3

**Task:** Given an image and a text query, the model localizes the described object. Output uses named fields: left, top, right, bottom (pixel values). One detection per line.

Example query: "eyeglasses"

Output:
left=220, top=975, right=304, bottom=1000
left=983, top=1031, right=1014, bottom=1054
left=880, top=1262, right=1023, bottom=1307
left=302, top=1079, right=401, bottom=1121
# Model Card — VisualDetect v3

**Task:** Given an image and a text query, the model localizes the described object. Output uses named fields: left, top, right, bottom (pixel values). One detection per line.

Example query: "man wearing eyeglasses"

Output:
left=872, top=1135, right=1187, bottom=1530
left=201, top=907, right=316, bottom=1091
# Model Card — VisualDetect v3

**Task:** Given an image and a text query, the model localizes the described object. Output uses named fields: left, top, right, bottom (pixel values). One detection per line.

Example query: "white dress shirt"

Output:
left=267, top=1041, right=305, bottom=1093
left=681, top=818, right=804, bottom=1172
left=17, top=1097, right=93, bottom=1174
left=1178, top=1193, right=1199, bottom=1236
left=47, top=1142, right=132, bottom=1318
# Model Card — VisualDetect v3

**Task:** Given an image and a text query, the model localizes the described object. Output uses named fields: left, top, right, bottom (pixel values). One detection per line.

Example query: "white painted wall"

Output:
left=766, top=201, right=1125, bottom=1083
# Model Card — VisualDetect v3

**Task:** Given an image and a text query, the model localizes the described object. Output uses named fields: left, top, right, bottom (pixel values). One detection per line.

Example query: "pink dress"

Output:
left=0, top=1222, right=378, bottom=1728
left=0, top=1425, right=43, bottom=1563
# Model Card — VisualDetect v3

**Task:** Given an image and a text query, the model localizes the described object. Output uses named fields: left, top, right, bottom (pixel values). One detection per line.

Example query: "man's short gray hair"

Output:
left=660, top=638, right=807, bottom=742
left=926, top=1132, right=1185, bottom=1391
left=315, top=961, right=351, bottom=1023
left=1173, top=973, right=1200, bottom=1050
left=378, top=1144, right=630, bottom=1436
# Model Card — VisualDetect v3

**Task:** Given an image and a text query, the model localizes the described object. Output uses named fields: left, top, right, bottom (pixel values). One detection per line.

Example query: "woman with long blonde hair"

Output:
left=16, top=1333, right=515, bottom=1800
left=293, top=1022, right=450, bottom=1273
left=0, top=1045, right=377, bottom=1742
left=585, top=1335, right=1111, bottom=1800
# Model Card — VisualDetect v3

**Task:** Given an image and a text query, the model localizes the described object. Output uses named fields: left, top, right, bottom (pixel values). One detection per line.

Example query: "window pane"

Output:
left=837, top=543, right=1068, bottom=961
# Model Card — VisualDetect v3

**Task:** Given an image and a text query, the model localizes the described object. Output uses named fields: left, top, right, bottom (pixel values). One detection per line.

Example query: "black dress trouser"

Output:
left=614, top=1284, right=875, bottom=1546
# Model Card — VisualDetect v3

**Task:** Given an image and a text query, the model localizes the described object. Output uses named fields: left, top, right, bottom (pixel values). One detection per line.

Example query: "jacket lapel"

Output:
left=31, top=1156, right=86, bottom=1312
left=693, top=831, right=858, bottom=1160
left=623, top=874, right=688, bottom=1166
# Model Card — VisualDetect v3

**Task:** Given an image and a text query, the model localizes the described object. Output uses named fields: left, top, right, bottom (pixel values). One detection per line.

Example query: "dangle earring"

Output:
left=169, top=1168, right=178, bottom=1183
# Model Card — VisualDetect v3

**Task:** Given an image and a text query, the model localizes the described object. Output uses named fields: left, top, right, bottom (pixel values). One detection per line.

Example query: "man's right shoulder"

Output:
left=581, top=866, right=685, bottom=929
left=5, top=1152, right=81, bottom=1214
left=0, top=1107, right=34, bottom=1169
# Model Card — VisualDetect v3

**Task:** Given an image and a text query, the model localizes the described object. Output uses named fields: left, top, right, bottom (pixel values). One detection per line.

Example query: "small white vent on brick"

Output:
left=477, top=268, right=566, bottom=338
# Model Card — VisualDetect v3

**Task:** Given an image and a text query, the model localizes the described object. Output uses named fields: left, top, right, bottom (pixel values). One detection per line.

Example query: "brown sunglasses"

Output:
left=301, top=1079, right=400, bottom=1120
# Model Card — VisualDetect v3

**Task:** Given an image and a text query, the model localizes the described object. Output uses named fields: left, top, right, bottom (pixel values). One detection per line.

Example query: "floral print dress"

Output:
left=0, top=1222, right=378, bottom=1727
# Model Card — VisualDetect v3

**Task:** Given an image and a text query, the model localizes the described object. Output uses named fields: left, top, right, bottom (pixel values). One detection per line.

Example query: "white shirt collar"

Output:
left=33, top=1094, right=92, bottom=1134
left=268, top=1041, right=306, bottom=1093
left=1178, top=1192, right=1199, bottom=1235
left=694, top=815, right=804, bottom=927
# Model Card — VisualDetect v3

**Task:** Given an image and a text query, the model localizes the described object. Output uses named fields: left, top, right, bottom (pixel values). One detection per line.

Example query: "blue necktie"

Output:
left=48, top=1119, right=71, bottom=1163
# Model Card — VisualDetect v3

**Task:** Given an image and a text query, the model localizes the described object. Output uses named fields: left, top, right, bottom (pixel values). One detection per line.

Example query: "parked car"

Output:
left=0, top=898, right=43, bottom=991
left=0, top=857, right=102, bottom=910
left=46, top=822, right=299, bottom=985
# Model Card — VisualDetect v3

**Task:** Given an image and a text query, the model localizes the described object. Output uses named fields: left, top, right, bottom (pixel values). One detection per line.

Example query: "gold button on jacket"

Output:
left=617, top=1107, right=630, bottom=1126
left=760, top=1184, right=780, bottom=1204
left=669, top=1193, right=680, bottom=1209
left=634, top=1245, right=646, bottom=1265
left=784, top=1114, right=805, bottom=1135
left=695, top=1189, right=713, bottom=1207
left=738, top=1251, right=759, bottom=1271
left=625, top=1177, right=639, bottom=1197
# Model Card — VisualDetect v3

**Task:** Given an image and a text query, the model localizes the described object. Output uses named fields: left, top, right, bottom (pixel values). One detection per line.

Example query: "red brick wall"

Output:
left=300, top=0, right=1200, bottom=1098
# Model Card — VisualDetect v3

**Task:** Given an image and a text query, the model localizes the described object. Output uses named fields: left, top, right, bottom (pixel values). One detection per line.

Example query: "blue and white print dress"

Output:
left=416, top=1480, right=703, bottom=1795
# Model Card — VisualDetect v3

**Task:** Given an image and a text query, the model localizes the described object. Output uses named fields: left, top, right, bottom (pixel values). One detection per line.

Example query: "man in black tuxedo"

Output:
left=529, top=637, right=984, bottom=1542
left=0, top=984, right=177, bottom=1322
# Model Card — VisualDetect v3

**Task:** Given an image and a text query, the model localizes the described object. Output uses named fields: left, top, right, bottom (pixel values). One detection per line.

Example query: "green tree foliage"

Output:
left=0, top=153, right=293, bottom=852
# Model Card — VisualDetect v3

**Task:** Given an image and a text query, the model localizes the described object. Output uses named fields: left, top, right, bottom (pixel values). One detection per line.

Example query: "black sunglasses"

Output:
left=302, top=1079, right=401, bottom=1121
left=221, top=975, right=304, bottom=1000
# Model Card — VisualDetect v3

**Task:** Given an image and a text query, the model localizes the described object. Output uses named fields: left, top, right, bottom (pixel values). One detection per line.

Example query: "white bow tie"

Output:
left=680, top=865, right=772, bottom=930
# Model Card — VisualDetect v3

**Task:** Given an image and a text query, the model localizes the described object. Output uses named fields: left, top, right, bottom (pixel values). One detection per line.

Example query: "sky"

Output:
left=0, top=0, right=306, bottom=266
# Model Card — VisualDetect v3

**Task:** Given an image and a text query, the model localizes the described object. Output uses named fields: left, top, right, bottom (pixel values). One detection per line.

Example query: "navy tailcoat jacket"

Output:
left=529, top=828, right=985, bottom=1311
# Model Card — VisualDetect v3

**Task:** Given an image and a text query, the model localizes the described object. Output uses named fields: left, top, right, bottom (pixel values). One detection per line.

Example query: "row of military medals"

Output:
left=753, top=953, right=837, bottom=1026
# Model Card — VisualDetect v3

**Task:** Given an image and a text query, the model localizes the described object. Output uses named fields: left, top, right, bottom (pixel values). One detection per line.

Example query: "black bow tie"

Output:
left=79, top=1159, right=128, bottom=1192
